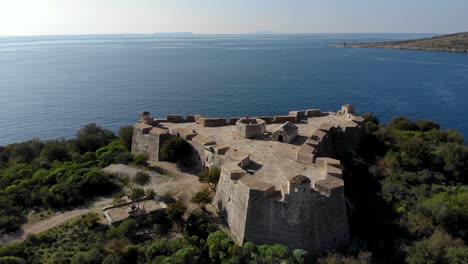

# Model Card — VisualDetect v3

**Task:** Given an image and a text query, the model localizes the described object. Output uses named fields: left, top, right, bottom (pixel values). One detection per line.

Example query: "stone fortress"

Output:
left=131, top=105, right=365, bottom=254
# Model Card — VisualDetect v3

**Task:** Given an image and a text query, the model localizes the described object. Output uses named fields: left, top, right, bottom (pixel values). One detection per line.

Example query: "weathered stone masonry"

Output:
left=131, top=106, right=365, bottom=254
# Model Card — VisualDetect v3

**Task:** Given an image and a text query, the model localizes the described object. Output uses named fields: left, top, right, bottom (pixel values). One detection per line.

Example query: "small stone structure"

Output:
left=130, top=104, right=366, bottom=254
left=236, top=118, right=266, bottom=139
left=102, top=199, right=167, bottom=226
left=272, top=121, right=298, bottom=143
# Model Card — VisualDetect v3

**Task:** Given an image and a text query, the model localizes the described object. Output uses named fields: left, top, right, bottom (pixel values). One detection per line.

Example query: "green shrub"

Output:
left=72, top=123, right=115, bottom=154
left=0, top=256, right=27, bottom=264
left=96, top=142, right=131, bottom=165
left=190, top=189, right=212, bottom=210
left=133, top=171, right=150, bottom=186
left=199, top=167, right=221, bottom=191
left=132, top=154, right=148, bottom=166
left=415, top=119, right=440, bottom=132
left=160, top=137, right=192, bottom=165
left=119, top=126, right=134, bottom=151
left=41, top=140, right=70, bottom=162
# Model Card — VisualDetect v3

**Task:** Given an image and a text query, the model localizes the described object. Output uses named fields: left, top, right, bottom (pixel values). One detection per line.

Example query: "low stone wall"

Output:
left=255, top=116, right=274, bottom=124
left=227, top=117, right=242, bottom=125
left=296, top=139, right=317, bottom=164
left=288, top=110, right=306, bottom=119
left=166, top=115, right=185, bottom=123
left=306, top=109, right=322, bottom=117
left=199, top=118, right=227, bottom=127
left=273, top=115, right=297, bottom=123
left=313, top=158, right=344, bottom=196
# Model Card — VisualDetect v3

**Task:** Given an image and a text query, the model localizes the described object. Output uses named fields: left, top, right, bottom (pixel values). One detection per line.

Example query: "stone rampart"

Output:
left=273, top=115, right=297, bottom=123
left=288, top=110, right=306, bottom=119
left=227, top=117, right=242, bottom=125
left=131, top=123, right=171, bottom=161
left=306, top=109, right=322, bottom=117
left=255, top=116, right=274, bottom=124
left=132, top=105, right=363, bottom=255
left=214, top=157, right=349, bottom=254
left=199, top=118, right=227, bottom=127
left=166, top=115, right=185, bottom=123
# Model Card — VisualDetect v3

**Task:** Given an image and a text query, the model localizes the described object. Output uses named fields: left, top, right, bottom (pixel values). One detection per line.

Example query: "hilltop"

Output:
left=332, top=32, right=468, bottom=53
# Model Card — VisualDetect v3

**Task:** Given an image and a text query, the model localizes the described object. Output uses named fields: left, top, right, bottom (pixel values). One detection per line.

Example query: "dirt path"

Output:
left=0, top=162, right=207, bottom=246
left=104, top=161, right=208, bottom=207
left=0, top=197, right=112, bottom=246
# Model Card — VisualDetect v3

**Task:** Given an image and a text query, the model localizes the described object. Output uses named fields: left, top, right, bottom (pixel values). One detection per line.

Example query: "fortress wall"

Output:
left=187, top=134, right=226, bottom=170
left=166, top=115, right=185, bottom=123
left=240, top=157, right=349, bottom=253
left=315, top=132, right=336, bottom=158
left=296, top=140, right=318, bottom=164
left=289, top=110, right=306, bottom=119
left=332, top=124, right=365, bottom=156
left=311, top=184, right=350, bottom=251
left=199, top=118, right=227, bottom=127
left=243, top=186, right=349, bottom=254
left=131, top=126, right=172, bottom=161
left=170, top=128, right=197, bottom=140
left=185, top=115, right=198, bottom=122
left=225, top=149, right=250, bottom=168
left=306, top=109, right=322, bottom=117
left=214, top=169, right=251, bottom=244
left=227, top=117, right=242, bottom=125
left=131, top=127, right=151, bottom=156
left=273, top=115, right=297, bottom=123
left=188, top=136, right=210, bottom=170
left=308, top=118, right=365, bottom=160
left=215, top=158, right=350, bottom=254
left=254, top=116, right=273, bottom=124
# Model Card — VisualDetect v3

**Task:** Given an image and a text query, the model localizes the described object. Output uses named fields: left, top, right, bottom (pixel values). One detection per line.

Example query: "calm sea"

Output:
left=1, top=34, right=467, bottom=145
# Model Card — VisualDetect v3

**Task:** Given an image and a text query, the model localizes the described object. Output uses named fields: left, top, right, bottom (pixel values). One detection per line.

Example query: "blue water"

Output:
left=1, top=34, right=467, bottom=145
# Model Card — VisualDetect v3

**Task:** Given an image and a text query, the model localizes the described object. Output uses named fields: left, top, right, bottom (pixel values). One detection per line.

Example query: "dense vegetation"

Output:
left=160, top=137, right=192, bottom=165
left=1, top=114, right=467, bottom=263
left=0, top=209, right=312, bottom=264
left=0, top=124, right=145, bottom=232
left=338, top=115, right=468, bottom=263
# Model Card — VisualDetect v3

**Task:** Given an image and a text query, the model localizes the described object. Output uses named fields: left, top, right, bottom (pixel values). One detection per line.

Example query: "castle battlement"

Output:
left=131, top=105, right=365, bottom=254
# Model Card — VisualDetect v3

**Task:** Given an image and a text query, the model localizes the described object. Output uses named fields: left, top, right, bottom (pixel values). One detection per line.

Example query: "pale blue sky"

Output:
left=0, top=0, right=467, bottom=35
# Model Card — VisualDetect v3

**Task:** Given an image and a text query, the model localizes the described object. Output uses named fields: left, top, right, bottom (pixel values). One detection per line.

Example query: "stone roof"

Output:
left=298, top=143, right=315, bottom=155
left=213, top=144, right=230, bottom=154
left=192, top=134, right=216, bottom=146
left=226, top=148, right=250, bottom=161
left=240, top=175, right=274, bottom=191
left=150, top=127, right=169, bottom=135
left=134, top=123, right=153, bottom=129
left=312, top=129, right=327, bottom=139
left=275, top=121, right=298, bottom=135
left=351, top=116, right=365, bottom=123
left=171, top=128, right=196, bottom=136
left=318, top=123, right=334, bottom=132
left=289, top=175, right=311, bottom=184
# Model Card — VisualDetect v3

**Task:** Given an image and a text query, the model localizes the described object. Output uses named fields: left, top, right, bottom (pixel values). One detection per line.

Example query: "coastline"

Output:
left=329, top=44, right=468, bottom=53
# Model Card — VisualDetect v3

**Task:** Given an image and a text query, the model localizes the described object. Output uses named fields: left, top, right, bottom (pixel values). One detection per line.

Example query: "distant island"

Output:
left=151, top=32, right=192, bottom=35
left=331, top=32, right=468, bottom=53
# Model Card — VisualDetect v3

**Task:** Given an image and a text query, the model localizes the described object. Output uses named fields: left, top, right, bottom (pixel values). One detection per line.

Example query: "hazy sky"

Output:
left=1, top=0, right=467, bottom=36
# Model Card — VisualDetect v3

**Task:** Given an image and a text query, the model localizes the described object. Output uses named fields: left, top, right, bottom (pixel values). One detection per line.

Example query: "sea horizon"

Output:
left=1, top=33, right=467, bottom=145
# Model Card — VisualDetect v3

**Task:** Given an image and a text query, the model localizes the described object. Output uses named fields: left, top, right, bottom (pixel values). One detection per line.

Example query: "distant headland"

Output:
left=331, top=32, right=468, bottom=53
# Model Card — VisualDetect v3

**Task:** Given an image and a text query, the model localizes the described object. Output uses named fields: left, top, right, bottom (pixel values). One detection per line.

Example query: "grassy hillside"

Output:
left=333, top=32, right=468, bottom=53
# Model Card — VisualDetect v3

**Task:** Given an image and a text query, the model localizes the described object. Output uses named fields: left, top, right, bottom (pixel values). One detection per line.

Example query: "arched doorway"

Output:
left=278, top=135, right=284, bottom=142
